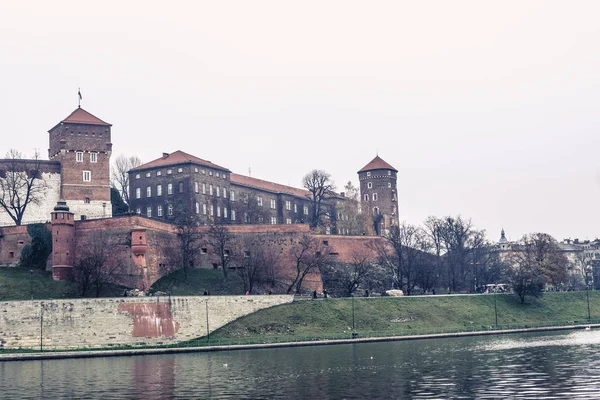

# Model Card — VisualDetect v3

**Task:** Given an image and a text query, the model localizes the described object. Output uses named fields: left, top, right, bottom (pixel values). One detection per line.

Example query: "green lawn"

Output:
left=210, top=291, right=600, bottom=342
left=151, top=268, right=246, bottom=296
left=0, top=267, right=126, bottom=301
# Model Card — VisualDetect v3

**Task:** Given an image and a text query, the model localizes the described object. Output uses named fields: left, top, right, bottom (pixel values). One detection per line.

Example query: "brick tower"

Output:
left=48, top=107, right=113, bottom=220
left=51, top=200, right=75, bottom=280
left=358, top=155, right=398, bottom=235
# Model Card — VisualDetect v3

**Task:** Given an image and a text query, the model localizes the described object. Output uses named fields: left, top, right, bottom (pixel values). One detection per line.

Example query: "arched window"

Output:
left=364, top=194, right=369, bottom=201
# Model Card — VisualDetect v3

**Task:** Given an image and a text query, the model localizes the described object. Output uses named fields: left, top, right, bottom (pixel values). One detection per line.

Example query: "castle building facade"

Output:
left=128, top=151, right=341, bottom=232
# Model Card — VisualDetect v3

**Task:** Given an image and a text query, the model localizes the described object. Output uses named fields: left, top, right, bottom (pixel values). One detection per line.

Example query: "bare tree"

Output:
left=173, top=205, right=203, bottom=278
left=472, top=246, right=509, bottom=289
left=237, top=237, right=281, bottom=293
left=73, top=232, right=125, bottom=297
left=371, top=222, right=430, bottom=295
left=111, top=154, right=142, bottom=207
left=321, top=246, right=377, bottom=297
left=438, top=216, right=487, bottom=292
left=424, top=216, right=445, bottom=273
left=302, top=169, right=336, bottom=229
left=207, top=224, right=236, bottom=278
left=0, top=149, right=49, bottom=225
left=335, top=181, right=372, bottom=235
left=573, top=250, right=593, bottom=288
left=286, top=233, right=333, bottom=294
left=232, top=191, right=271, bottom=224
left=509, top=233, right=569, bottom=303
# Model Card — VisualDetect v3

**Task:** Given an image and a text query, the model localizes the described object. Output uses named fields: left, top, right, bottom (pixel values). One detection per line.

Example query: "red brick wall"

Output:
left=0, top=225, right=31, bottom=266
left=1, top=215, right=385, bottom=293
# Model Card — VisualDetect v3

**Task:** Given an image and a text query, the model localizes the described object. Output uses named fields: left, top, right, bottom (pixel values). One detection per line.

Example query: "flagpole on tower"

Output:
left=78, top=88, right=82, bottom=108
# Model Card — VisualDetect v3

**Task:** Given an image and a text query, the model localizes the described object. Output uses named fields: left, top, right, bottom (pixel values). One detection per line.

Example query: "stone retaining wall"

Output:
left=0, top=295, right=293, bottom=350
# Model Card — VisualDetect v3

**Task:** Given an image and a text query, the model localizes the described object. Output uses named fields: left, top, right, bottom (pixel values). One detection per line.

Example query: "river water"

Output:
left=3, top=330, right=600, bottom=399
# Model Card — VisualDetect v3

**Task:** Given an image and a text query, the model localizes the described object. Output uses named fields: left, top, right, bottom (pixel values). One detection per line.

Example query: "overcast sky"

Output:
left=1, top=1, right=599, bottom=242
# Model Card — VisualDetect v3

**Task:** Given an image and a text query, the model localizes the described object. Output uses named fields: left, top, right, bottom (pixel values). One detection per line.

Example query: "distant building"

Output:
left=495, top=229, right=600, bottom=289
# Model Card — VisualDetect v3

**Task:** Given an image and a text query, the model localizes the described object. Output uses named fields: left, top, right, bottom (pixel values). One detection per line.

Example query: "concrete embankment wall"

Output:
left=0, top=295, right=293, bottom=350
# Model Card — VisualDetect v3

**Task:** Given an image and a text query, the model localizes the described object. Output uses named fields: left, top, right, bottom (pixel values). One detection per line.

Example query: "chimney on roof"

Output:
left=574, top=238, right=579, bottom=244
left=162, top=152, right=169, bottom=159
left=340, top=192, right=345, bottom=197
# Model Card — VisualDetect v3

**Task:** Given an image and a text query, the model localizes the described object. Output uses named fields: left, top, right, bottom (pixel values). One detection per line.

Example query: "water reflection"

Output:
left=2, top=330, right=600, bottom=398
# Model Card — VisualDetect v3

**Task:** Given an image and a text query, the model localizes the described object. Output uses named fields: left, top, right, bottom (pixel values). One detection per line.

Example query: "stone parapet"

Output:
left=0, top=295, right=293, bottom=350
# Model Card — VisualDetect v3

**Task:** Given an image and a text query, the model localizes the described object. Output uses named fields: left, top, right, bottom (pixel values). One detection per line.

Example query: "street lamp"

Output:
left=351, top=294, right=358, bottom=338
left=587, top=282, right=591, bottom=323
left=493, top=286, right=498, bottom=328
left=30, top=270, right=33, bottom=300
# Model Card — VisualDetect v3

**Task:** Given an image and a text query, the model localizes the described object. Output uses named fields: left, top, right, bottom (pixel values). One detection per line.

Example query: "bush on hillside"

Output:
left=19, top=223, right=52, bottom=269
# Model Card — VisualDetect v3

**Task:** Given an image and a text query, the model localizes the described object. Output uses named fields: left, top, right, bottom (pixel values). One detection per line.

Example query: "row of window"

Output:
left=364, top=193, right=379, bottom=201
left=366, top=182, right=393, bottom=189
left=75, top=151, right=98, bottom=163
left=135, top=183, right=235, bottom=199
left=137, top=203, right=304, bottom=225
left=134, top=186, right=310, bottom=215
left=134, top=203, right=236, bottom=220
left=195, top=182, right=232, bottom=199
left=366, top=171, right=393, bottom=177
left=135, top=168, right=228, bottom=180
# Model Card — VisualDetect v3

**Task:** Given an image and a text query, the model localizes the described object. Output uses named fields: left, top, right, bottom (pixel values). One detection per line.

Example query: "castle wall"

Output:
left=0, top=295, right=293, bottom=350
left=0, top=225, right=31, bottom=267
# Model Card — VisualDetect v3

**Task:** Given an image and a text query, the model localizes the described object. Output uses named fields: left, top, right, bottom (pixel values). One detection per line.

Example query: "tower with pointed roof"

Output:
left=358, top=155, right=398, bottom=235
left=48, top=107, right=113, bottom=220
left=498, top=228, right=510, bottom=251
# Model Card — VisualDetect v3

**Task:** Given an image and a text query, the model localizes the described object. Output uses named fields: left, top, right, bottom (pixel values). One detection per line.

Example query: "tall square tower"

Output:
left=48, top=107, right=113, bottom=219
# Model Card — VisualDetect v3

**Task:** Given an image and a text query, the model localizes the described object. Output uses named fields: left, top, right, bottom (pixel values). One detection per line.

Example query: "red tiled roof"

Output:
left=131, top=150, right=230, bottom=172
left=60, top=107, right=111, bottom=126
left=358, top=156, right=397, bottom=173
left=230, top=173, right=311, bottom=198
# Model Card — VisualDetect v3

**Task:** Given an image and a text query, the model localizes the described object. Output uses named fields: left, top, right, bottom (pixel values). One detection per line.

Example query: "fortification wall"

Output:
left=0, top=225, right=31, bottom=266
left=0, top=295, right=293, bottom=350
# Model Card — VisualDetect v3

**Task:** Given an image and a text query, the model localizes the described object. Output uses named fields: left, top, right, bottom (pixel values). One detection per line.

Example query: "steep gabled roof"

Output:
left=60, top=107, right=111, bottom=126
left=358, top=155, right=398, bottom=173
left=130, top=150, right=230, bottom=172
left=230, top=173, right=310, bottom=198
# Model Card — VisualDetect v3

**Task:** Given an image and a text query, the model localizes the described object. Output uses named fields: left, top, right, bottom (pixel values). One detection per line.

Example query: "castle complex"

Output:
left=1, top=107, right=399, bottom=235
left=0, top=106, right=397, bottom=289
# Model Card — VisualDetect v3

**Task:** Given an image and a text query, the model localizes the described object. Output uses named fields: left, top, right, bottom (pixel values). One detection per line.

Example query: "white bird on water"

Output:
left=223, top=363, right=228, bottom=368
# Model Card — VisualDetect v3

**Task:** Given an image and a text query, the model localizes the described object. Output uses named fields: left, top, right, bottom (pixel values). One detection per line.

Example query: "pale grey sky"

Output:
left=1, top=1, right=599, bottom=241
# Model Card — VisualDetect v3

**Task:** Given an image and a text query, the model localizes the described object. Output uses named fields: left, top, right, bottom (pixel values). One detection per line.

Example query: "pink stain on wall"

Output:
left=118, top=303, right=180, bottom=337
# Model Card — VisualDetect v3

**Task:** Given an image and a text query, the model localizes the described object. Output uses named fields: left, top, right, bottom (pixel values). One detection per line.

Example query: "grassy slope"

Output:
left=0, top=267, right=126, bottom=301
left=151, top=268, right=245, bottom=296
left=0, top=267, right=244, bottom=301
left=211, top=292, right=600, bottom=341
